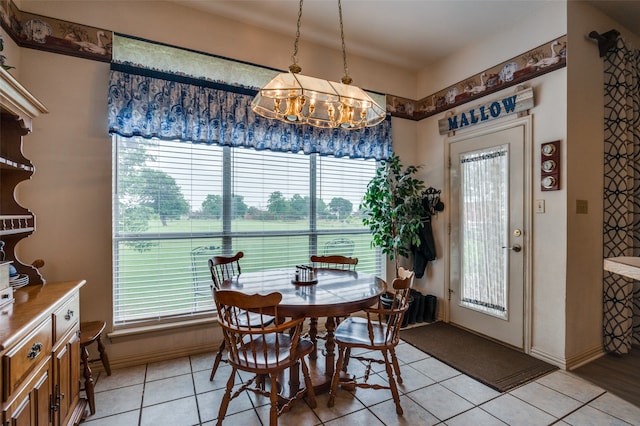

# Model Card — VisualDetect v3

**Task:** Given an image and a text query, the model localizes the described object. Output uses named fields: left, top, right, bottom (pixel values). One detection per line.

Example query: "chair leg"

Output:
left=210, top=340, right=226, bottom=381
left=257, top=373, right=266, bottom=390
left=342, top=347, right=351, bottom=372
left=382, top=350, right=403, bottom=415
left=327, top=346, right=346, bottom=408
left=269, top=373, right=279, bottom=426
left=389, top=346, right=402, bottom=384
left=96, top=335, right=111, bottom=376
left=216, top=367, right=236, bottom=426
left=81, top=346, right=96, bottom=415
left=301, top=358, right=317, bottom=409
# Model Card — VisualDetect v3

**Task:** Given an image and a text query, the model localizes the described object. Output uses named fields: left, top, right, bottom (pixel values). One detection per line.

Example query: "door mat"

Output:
left=400, top=322, right=558, bottom=392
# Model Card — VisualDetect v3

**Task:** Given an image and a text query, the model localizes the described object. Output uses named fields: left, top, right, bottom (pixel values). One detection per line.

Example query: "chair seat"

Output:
left=80, top=320, right=107, bottom=347
left=334, top=317, right=394, bottom=348
left=230, top=334, right=314, bottom=370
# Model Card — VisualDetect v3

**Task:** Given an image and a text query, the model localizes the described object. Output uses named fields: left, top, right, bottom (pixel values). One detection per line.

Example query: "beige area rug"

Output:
left=400, top=322, right=558, bottom=392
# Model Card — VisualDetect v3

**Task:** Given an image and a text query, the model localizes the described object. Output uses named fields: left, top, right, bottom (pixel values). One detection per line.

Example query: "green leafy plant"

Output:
left=361, top=153, right=427, bottom=275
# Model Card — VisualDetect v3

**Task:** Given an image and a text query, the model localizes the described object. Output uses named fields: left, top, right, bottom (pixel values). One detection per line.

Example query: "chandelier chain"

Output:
left=338, top=0, right=350, bottom=81
left=292, top=0, right=304, bottom=66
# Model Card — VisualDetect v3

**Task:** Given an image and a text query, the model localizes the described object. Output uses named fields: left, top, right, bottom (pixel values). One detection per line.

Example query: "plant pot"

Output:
left=380, top=292, right=394, bottom=321
left=380, top=292, right=394, bottom=309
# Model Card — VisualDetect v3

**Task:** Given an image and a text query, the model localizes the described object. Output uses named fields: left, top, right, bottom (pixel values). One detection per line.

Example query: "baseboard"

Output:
left=565, top=345, right=606, bottom=370
left=104, top=343, right=218, bottom=372
left=529, top=344, right=605, bottom=371
left=528, top=346, right=568, bottom=369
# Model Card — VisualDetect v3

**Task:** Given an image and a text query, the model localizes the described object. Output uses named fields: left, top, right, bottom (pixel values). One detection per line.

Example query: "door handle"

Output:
left=502, top=244, right=522, bottom=253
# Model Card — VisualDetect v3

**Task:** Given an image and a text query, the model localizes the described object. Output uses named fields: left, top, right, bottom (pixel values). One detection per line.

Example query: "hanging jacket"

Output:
left=411, top=216, right=437, bottom=278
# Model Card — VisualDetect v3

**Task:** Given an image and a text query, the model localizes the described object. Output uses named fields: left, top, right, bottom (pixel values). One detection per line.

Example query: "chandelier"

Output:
left=250, top=0, right=386, bottom=130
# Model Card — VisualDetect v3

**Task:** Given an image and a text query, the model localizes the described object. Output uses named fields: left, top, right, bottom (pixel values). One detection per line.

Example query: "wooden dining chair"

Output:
left=209, top=251, right=244, bottom=288
left=213, top=289, right=317, bottom=426
left=327, top=267, right=415, bottom=415
left=209, top=251, right=275, bottom=381
left=310, top=254, right=358, bottom=271
left=80, top=320, right=111, bottom=415
left=308, top=254, right=359, bottom=358
left=322, top=237, right=355, bottom=257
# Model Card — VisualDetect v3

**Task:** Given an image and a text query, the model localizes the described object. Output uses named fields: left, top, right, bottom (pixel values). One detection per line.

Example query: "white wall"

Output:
left=13, top=0, right=418, bottom=366
left=415, top=2, right=570, bottom=365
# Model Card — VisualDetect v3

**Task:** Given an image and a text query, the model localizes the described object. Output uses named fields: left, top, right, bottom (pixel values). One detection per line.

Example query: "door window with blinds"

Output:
left=113, top=136, right=380, bottom=325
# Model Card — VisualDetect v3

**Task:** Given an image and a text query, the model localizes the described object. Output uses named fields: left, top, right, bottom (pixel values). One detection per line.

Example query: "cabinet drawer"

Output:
left=54, top=293, right=79, bottom=342
left=2, top=317, right=52, bottom=401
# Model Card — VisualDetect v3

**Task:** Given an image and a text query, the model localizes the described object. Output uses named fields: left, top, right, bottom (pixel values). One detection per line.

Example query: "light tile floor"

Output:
left=81, top=341, right=640, bottom=426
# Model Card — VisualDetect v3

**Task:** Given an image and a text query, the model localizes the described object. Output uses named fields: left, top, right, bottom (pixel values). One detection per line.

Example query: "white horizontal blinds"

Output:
left=459, top=145, right=509, bottom=319
left=113, top=137, right=223, bottom=323
left=230, top=149, right=379, bottom=272
left=113, top=136, right=380, bottom=325
left=231, top=148, right=310, bottom=230
left=114, top=238, right=220, bottom=323
left=317, top=156, right=375, bottom=228
left=230, top=148, right=311, bottom=271
left=316, top=156, right=379, bottom=273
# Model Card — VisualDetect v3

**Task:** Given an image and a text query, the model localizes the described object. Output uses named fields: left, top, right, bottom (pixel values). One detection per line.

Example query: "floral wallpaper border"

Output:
left=387, top=35, right=567, bottom=122
left=0, top=0, right=112, bottom=63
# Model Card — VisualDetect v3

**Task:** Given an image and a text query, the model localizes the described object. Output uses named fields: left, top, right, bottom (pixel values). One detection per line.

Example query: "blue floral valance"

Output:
left=107, top=63, right=392, bottom=160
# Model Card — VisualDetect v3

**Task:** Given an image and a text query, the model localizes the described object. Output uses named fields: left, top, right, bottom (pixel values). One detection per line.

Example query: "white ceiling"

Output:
left=175, top=0, right=640, bottom=71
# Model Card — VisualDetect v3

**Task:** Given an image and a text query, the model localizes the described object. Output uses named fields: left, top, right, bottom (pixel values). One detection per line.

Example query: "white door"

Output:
left=448, top=121, right=528, bottom=348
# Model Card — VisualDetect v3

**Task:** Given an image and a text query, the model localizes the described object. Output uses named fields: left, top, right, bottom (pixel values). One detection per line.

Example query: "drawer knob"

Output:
left=27, top=342, right=43, bottom=360
left=64, top=309, right=74, bottom=320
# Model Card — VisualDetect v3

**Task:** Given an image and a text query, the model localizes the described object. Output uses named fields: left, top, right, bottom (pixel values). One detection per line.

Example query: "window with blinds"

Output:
left=113, top=136, right=381, bottom=325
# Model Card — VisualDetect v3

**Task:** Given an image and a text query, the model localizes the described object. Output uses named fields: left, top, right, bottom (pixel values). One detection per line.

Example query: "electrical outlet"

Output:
left=535, top=199, right=545, bottom=213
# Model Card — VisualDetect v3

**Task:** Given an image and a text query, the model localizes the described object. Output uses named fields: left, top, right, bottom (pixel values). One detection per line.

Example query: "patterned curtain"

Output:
left=603, top=37, right=640, bottom=354
left=107, top=63, right=392, bottom=161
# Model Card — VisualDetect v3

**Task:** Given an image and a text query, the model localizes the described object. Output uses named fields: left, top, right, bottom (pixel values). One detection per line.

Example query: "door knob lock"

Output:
left=502, top=244, right=522, bottom=253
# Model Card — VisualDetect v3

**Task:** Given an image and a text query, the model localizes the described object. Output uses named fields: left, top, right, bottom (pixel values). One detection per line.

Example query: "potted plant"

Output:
left=361, top=153, right=427, bottom=276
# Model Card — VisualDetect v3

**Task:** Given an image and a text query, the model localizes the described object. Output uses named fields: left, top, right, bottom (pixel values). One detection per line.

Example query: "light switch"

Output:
left=535, top=199, right=545, bottom=213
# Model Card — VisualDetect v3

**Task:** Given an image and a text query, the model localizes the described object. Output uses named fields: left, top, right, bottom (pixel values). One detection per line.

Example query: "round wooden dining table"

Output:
left=218, top=268, right=386, bottom=394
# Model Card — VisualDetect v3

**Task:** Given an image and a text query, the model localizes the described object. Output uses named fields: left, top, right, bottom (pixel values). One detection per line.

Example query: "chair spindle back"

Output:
left=310, top=254, right=358, bottom=271
left=209, top=251, right=244, bottom=289
left=372, top=266, right=415, bottom=343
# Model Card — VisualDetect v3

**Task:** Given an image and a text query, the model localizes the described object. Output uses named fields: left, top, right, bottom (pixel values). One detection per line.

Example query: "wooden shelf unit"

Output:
left=0, top=67, right=48, bottom=285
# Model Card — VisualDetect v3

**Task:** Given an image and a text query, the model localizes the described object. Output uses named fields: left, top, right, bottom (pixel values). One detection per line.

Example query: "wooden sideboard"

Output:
left=1, top=280, right=87, bottom=426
